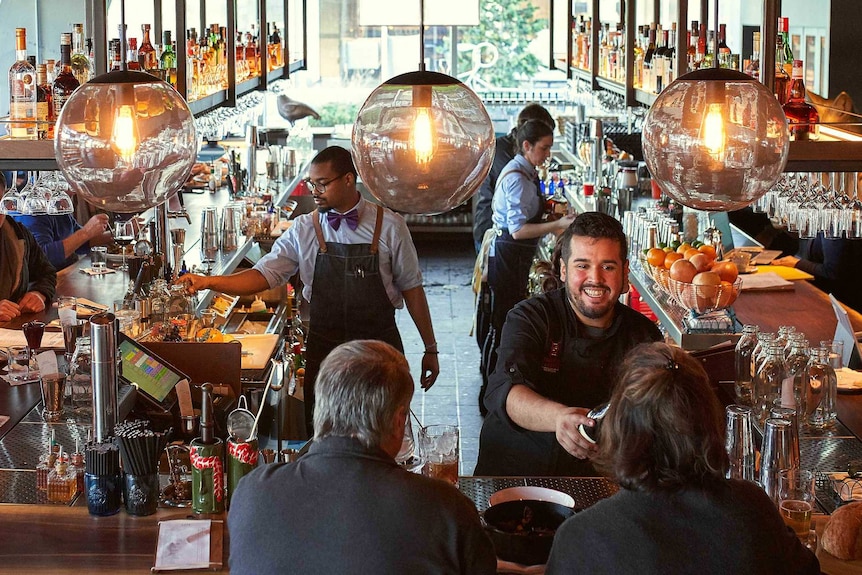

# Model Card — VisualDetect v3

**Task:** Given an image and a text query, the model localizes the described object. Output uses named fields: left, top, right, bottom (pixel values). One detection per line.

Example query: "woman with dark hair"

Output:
left=481, top=120, right=574, bottom=406
left=546, top=342, right=819, bottom=574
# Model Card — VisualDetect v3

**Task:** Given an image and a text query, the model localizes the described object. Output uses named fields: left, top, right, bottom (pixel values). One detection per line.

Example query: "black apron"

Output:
left=303, top=206, right=403, bottom=434
left=480, top=169, right=544, bottom=405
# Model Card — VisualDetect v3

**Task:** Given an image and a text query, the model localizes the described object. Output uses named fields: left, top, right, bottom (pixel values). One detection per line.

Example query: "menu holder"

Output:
left=152, top=519, right=223, bottom=572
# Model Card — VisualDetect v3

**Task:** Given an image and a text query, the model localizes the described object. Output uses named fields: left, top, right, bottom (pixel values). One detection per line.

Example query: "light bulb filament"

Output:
left=412, top=107, right=434, bottom=165
left=701, top=103, right=726, bottom=158
left=112, top=105, right=138, bottom=164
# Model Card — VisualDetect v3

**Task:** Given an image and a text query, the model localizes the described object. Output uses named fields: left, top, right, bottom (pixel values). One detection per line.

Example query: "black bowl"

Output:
left=483, top=499, right=576, bottom=565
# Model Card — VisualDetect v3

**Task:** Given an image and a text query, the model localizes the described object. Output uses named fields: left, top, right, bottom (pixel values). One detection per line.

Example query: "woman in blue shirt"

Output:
left=486, top=120, right=574, bottom=368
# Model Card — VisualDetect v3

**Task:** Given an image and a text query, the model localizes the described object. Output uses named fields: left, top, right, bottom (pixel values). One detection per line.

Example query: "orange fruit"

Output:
left=676, top=242, right=692, bottom=254
left=712, top=260, right=739, bottom=283
left=669, top=259, right=698, bottom=283
left=689, top=253, right=712, bottom=273
left=683, top=248, right=701, bottom=260
left=664, top=252, right=684, bottom=269
left=646, top=248, right=666, bottom=268
left=698, top=244, right=717, bottom=259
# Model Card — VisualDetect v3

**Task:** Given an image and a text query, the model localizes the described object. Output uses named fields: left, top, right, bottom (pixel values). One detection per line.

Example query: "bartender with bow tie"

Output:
left=179, top=146, right=439, bottom=434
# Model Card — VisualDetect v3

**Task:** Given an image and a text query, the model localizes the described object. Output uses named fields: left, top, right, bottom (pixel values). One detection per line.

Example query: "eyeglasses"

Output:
left=303, top=173, right=348, bottom=193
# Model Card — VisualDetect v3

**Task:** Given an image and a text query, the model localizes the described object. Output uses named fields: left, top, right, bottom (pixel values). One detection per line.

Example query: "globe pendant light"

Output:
left=54, top=1, right=196, bottom=213
left=642, top=2, right=790, bottom=212
left=352, top=0, right=495, bottom=216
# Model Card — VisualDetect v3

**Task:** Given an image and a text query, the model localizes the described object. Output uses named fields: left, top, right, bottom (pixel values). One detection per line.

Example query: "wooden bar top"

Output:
left=0, top=505, right=228, bottom=573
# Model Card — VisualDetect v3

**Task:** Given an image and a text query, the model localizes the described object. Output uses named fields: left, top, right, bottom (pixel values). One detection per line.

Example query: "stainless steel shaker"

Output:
left=221, top=204, right=241, bottom=251
left=201, top=207, right=219, bottom=262
left=90, top=313, right=118, bottom=443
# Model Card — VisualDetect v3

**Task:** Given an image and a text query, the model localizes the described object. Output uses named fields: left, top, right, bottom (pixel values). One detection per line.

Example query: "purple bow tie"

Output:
left=326, top=210, right=359, bottom=231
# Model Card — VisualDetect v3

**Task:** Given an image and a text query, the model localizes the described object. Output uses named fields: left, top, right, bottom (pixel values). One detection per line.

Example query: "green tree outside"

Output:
left=456, top=0, right=544, bottom=88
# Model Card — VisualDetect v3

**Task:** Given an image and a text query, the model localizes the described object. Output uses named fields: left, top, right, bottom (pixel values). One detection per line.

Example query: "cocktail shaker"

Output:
left=89, top=313, right=118, bottom=443
left=201, top=207, right=219, bottom=262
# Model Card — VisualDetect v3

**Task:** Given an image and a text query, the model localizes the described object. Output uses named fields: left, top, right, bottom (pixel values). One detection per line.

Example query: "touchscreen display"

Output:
left=119, top=339, right=185, bottom=402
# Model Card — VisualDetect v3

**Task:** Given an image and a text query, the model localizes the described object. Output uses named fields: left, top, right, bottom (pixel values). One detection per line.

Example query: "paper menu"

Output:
left=0, top=328, right=65, bottom=350
left=739, top=272, right=794, bottom=291
left=154, top=519, right=213, bottom=571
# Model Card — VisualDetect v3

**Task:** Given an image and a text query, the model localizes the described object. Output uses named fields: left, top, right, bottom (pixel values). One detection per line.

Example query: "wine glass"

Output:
left=113, top=219, right=136, bottom=271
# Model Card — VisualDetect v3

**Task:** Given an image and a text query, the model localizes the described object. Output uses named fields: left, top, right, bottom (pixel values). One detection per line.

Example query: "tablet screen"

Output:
left=118, top=335, right=188, bottom=406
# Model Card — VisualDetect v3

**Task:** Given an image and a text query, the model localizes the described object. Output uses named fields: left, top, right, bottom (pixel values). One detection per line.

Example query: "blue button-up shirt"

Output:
left=490, top=154, right=541, bottom=235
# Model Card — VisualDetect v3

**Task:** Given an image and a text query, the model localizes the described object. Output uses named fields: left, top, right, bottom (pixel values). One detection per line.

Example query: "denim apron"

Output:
left=303, top=206, right=403, bottom=433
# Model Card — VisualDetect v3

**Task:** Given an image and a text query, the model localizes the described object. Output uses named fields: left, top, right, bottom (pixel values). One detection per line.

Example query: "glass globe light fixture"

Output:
left=54, top=70, right=197, bottom=213
left=642, top=68, right=790, bottom=212
left=352, top=70, right=495, bottom=215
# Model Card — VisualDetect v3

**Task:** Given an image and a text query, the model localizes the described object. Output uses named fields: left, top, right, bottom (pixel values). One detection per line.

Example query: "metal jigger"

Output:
left=169, top=228, right=186, bottom=281
left=268, top=357, right=286, bottom=457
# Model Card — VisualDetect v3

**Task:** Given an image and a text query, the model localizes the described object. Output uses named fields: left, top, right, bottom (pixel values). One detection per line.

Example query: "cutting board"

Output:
left=754, top=265, right=815, bottom=281
left=232, top=334, right=281, bottom=370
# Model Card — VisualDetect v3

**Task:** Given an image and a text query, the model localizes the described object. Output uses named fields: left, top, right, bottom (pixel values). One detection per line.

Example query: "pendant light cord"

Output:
left=418, top=0, right=426, bottom=72
left=119, top=0, right=128, bottom=72
left=712, top=0, right=719, bottom=69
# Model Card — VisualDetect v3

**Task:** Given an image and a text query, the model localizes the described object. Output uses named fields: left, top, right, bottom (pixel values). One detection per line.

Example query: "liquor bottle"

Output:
left=45, top=59, right=56, bottom=83
left=783, top=60, right=819, bottom=141
left=697, top=22, right=707, bottom=64
left=245, top=25, right=259, bottom=76
left=643, top=23, right=656, bottom=93
left=744, top=31, right=761, bottom=80
left=632, top=25, right=644, bottom=89
left=269, top=22, right=283, bottom=69
left=109, top=39, right=123, bottom=71
left=734, top=324, right=759, bottom=406
left=139, top=24, right=158, bottom=73
left=126, top=37, right=142, bottom=71
left=654, top=29, right=668, bottom=93
left=159, top=31, right=177, bottom=86
left=664, top=24, right=676, bottom=89
left=35, top=64, right=52, bottom=140
left=52, top=34, right=80, bottom=122
left=70, top=23, right=91, bottom=85
left=718, top=23, right=732, bottom=68
left=86, top=38, right=96, bottom=80
left=701, top=31, right=715, bottom=68
left=774, top=34, right=790, bottom=104
left=8, top=27, right=37, bottom=140
left=779, top=17, right=794, bottom=78
left=687, top=21, right=699, bottom=71
left=47, top=448, right=77, bottom=504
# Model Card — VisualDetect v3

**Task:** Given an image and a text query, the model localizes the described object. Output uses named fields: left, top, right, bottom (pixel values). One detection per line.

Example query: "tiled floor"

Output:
left=395, top=234, right=484, bottom=475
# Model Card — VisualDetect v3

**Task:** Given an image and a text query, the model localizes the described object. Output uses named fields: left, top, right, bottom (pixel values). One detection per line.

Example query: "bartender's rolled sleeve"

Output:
left=252, top=223, right=301, bottom=289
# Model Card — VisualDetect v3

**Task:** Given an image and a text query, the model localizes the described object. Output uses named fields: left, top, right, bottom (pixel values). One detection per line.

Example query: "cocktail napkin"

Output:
left=837, top=368, right=862, bottom=391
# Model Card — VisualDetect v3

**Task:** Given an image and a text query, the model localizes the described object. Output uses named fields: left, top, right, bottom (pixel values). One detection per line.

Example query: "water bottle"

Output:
left=734, top=324, right=759, bottom=406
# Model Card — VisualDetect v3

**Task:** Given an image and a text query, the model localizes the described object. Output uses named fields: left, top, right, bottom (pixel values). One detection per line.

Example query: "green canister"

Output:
left=190, top=383, right=225, bottom=514
left=227, top=437, right=259, bottom=506
left=190, top=437, right=225, bottom=514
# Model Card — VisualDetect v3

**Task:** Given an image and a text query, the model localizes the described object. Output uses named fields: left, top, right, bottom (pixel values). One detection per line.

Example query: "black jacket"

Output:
left=476, top=289, right=662, bottom=476
left=472, top=131, right=516, bottom=245
left=0, top=217, right=56, bottom=304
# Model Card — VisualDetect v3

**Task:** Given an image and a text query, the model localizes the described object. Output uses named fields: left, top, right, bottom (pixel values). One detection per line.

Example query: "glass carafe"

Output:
left=807, top=346, right=837, bottom=429
left=734, top=324, right=759, bottom=406
left=755, top=343, right=787, bottom=424
left=781, top=338, right=810, bottom=419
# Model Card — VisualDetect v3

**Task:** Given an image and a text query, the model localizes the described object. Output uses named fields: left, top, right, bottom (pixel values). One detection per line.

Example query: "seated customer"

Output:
left=13, top=208, right=112, bottom=271
left=546, top=342, right=820, bottom=575
left=0, top=212, right=57, bottom=323
left=228, top=340, right=496, bottom=575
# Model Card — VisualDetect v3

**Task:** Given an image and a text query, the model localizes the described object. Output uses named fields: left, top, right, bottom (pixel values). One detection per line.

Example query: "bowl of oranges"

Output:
left=642, top=241, right=742, bottom=313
